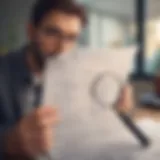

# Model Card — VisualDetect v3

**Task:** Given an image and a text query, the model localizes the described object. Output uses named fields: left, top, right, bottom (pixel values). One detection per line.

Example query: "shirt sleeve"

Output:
left=0, top=56, right=15, bottom=159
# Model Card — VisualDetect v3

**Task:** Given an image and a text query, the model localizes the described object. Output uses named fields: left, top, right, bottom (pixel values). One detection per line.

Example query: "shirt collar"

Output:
left=16, top=46, right=31, bottom=84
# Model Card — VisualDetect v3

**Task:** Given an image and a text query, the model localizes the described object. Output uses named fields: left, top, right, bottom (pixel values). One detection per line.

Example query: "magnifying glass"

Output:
left=90, top=71, right=151, bottom=147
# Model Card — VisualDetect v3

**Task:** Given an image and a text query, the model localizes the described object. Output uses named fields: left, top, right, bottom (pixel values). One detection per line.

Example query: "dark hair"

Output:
left=30, top=0, right=87, bottom=27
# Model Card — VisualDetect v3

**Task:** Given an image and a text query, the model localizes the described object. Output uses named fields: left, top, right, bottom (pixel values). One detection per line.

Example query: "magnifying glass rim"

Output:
left=90, top=71, right=124, bottom=108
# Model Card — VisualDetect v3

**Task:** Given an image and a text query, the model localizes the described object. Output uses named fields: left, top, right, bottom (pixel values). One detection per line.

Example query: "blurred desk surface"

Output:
left=133, top=106, right=160, bottom=122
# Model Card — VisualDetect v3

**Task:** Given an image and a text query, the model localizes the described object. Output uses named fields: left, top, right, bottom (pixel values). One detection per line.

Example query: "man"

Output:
left=0, top=0, right=134, bottom=159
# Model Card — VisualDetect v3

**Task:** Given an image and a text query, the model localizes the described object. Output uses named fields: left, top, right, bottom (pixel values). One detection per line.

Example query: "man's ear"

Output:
left=27, top=23, right=36, bottom=41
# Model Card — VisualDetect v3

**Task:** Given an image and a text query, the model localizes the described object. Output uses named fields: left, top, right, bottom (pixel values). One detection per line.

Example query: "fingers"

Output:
left=33, top=107, right=59, bottom=129
left=117, top=84, right=134, bottom=113
left=15, top=106, right=58, bottom=157
left=119, top=84, right=133, bottom=103
left=18, top=107, right=58, bottom=156
left=33, top=128, right=54, bottom=153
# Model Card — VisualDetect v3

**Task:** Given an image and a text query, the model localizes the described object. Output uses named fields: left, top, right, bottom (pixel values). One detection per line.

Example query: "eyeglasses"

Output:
left=41, top=26, right=79, bottom=43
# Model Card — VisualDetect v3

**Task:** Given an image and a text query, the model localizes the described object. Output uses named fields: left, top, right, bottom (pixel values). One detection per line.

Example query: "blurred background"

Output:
left=1, top=1, right=160, bottom=156
left=0, top=0, right=160, bottom=79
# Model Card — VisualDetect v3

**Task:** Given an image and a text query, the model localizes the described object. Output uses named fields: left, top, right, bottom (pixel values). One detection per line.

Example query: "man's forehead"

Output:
left=41, top=10, right=82, bottom=34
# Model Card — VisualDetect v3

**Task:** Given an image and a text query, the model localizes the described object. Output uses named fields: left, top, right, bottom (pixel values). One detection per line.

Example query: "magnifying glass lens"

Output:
left=95, top=76, right=120, bottom=107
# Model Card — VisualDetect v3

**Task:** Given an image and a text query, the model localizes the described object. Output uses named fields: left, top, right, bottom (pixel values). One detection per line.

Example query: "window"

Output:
left=79, top=0, right=136, bottom=49
left=145, top=20, right=160, bottom=74
left=139, top=0, right=160, bottom=78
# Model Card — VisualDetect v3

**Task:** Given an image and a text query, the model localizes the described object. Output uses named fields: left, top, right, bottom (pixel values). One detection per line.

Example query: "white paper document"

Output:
left=40, top=47, right=160, bottom=160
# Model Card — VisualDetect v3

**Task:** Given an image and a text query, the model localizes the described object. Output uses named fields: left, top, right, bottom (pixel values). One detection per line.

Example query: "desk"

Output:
left=133, top=106, right=160, bottom=122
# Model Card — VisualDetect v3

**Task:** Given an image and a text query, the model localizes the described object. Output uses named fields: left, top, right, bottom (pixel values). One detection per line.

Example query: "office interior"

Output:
left=0, top=0, right=160, bottom=118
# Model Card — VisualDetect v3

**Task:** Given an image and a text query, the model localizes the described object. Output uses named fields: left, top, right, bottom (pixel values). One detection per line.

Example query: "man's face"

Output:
left=28, top=10, right=82, bottom=57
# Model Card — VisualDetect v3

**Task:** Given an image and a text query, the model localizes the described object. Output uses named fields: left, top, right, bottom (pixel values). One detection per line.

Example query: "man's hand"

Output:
left=5, top=107, right=58, bottom=158
left=116, top=84, right=134, bottom=113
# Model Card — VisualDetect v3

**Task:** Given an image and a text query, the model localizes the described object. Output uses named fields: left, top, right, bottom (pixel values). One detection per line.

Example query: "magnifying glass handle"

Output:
left=118, top=113, right=150, bottom=147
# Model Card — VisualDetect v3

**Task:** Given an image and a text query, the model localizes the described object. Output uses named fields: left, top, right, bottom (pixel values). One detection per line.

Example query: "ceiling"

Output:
left=80, top=0, right=160, bottom=21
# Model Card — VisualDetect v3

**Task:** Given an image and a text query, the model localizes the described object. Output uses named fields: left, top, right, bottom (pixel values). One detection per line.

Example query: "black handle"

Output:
left=118, top=113, right=150, bottom=147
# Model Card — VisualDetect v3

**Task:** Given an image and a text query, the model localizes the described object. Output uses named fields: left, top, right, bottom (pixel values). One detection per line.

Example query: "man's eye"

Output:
left=66, top=35, right=78, bottom=41
left=44, top=28, right=61, bottom=36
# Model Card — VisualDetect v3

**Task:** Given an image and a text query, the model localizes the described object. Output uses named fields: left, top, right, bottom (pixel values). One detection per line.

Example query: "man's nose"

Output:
left=56, top=40, right=67, bottom=53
